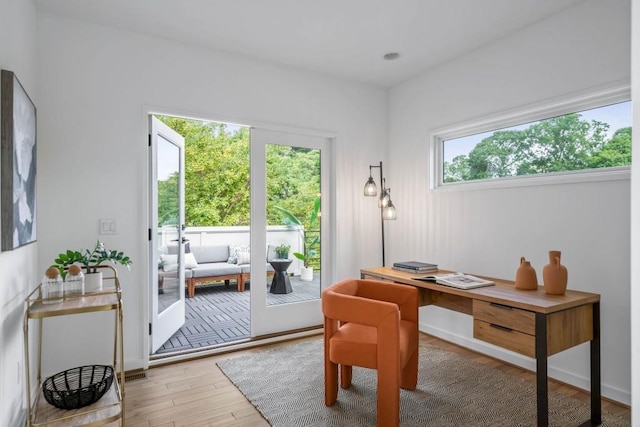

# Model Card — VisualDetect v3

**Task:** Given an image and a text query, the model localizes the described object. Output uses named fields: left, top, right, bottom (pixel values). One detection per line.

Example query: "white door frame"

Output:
left=148, top=116, right=186, bottom=354
left=141, top=107, right=337, bottom=365
left=250, top=127, right=333, bottom=336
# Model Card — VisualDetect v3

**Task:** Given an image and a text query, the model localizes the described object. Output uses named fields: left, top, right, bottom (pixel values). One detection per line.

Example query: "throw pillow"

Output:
left=185, top=252, right=198, bottom=269
left=160, top=253, right=198, bottom=271
left=237, top=251, right=251, bottom=265
left=160, top=254, right=178, bottom=272
left=228, top=244, right=250, bottom=264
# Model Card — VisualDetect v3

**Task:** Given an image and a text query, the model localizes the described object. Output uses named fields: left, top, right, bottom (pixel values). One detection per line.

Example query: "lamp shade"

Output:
left=382, top=201, right=397, bottom=220
left=363, top=176, right=377, bottom=196
left=378, top=188, right=390, bottom=208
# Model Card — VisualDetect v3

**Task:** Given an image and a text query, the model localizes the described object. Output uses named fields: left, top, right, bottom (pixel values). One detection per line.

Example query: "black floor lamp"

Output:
left=363, top=161, right=397, bottom=266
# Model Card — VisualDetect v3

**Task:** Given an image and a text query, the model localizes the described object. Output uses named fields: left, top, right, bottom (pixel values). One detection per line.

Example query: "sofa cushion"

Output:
left=191, top=263, right=242, bottom=278
left=240, top=263, right=275, bottom=274
left=166, top=243, right=190, bottom=254
left=191, top=245, right=230, bottom=264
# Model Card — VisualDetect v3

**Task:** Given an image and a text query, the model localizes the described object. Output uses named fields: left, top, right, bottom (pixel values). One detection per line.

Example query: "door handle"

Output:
left=170, top=238, right=190, bottom=243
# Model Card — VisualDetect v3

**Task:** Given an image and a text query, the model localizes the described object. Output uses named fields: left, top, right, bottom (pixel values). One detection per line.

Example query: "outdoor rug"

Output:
left=217, top=338, right=630, bottom=427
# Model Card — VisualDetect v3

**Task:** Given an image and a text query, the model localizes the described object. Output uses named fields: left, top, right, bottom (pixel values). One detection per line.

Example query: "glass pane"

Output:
left=157, top=135, right=181, bottom=314
left=266, top=143, right=321, bottom=306
left=443, top=100, right=632, bottom=183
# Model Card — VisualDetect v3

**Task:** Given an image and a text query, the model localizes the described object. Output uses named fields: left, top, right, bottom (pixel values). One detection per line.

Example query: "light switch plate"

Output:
left=99, top=218, right=118, bottom=235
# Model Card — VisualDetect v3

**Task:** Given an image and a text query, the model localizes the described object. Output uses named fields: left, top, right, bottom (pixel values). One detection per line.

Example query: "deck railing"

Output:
left=158, top=225, right=313, bottom=273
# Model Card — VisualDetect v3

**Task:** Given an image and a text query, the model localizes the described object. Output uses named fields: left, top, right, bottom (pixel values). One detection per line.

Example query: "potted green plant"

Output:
left=52, top=240, right=132, bottom=292
left=274, top=197, right=320, bottom=281
left=274, top=243, right=290, bottom=259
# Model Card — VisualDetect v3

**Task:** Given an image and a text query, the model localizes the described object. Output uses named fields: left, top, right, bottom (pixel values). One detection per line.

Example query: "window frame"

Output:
left=430, top=83, right=631, bottom=191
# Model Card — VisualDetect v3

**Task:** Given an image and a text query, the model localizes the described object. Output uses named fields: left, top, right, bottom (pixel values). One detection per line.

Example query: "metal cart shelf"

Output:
left=24, top=265, right=124, bottom=426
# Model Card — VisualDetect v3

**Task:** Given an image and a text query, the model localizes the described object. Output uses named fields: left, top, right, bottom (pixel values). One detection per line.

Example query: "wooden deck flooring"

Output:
left=153, top=275, right=321, bottom=356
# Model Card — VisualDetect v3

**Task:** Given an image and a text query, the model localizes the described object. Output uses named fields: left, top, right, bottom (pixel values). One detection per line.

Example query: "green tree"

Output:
left=445, top=113, right=626, bottom=182
left=467, top=129, right=526, bottom=179
left=158, top=116, right=250, bottom=226
left=522, top=115, right=608, bottom=174
left=267, top=145, right=320, bottom=228
left=443, top=155, right=472, bottom=183
left=157, top=172, right=179, bottom=226
left=157, top=116, right=321, bottom=228
left=587, top=127, right=632, bottom=168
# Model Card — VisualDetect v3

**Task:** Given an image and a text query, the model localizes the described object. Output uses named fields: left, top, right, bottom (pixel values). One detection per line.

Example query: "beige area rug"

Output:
left=217, top=339, right=629, bottom=427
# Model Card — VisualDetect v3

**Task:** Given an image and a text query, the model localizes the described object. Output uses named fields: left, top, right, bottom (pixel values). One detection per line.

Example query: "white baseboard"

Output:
left=125, top=358, right=147, bottom=371
left=419, top=322, right=630, bottom=406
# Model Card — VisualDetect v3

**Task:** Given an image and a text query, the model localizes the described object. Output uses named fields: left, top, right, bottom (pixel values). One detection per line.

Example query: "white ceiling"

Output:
left=35, top=0, right=587, bottom=88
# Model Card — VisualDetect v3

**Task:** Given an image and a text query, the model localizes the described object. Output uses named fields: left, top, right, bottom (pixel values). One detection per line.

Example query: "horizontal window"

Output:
left=433, top=88, right=631, bottom=187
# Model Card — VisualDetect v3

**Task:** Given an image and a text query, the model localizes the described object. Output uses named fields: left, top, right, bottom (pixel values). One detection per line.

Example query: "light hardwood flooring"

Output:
left=122, top=333, right=630, bottom=426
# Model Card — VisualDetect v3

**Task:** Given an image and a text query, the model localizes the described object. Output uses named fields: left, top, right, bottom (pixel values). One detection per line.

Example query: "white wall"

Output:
left=0, top=0, right=38, bottom=426
left=3, top=1, right=634, bottom=423
left=630, top=0, right=639, bottom=423
left=35, top=13, right=387, bottom=372
left=388, top=0, right=631, bottom=404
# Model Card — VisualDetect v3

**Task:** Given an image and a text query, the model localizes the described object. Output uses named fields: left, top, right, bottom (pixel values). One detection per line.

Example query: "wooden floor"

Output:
left=123, top=333, right=630, bottom=426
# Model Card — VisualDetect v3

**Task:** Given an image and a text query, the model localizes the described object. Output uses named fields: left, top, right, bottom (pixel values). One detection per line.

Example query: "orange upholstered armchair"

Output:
left=322, top=279, right=419, bottom=426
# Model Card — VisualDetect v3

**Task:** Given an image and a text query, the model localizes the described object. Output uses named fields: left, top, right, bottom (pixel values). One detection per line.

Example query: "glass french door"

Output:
left=249, top=128, right=331, bottom=336
left=149, top=116, right=186, bottom=353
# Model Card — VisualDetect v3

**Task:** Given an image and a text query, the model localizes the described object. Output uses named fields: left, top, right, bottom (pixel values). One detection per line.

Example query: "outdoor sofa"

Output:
left=160, top=244, right=276, bottom=297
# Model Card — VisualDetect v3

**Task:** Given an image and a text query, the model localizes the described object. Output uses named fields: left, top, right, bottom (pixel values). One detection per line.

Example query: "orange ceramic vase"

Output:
left=515, top=257, right=538, bottom=290
left=542, top=250, right=568, bottom=295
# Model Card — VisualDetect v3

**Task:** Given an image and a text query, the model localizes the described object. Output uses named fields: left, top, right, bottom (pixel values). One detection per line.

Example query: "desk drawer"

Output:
left=473, top=319, right=535, bottom=358
left=473, top=300, right=535, bottom=335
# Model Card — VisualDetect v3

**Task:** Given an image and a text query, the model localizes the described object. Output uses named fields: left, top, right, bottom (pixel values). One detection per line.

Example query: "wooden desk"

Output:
left=360, top=266, right=601, bottom=427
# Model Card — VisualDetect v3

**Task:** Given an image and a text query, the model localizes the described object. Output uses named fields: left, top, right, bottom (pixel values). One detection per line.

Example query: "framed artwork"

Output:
left=1, top=69, right=37, bottom=251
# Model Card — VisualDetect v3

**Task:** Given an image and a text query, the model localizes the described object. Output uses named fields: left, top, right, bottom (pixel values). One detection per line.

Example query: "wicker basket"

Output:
left=43, top=365, right=114, bottom=410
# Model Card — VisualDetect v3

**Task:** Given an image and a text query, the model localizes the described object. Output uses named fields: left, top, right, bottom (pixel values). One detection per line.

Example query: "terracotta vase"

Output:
left=515, top=257, right=538, bottom=290
left=542, top=250, right=568, bottom=295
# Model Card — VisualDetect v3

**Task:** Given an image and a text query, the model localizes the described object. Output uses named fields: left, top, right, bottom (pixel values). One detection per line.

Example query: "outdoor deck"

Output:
left=153, top=274, right=321, bottom=356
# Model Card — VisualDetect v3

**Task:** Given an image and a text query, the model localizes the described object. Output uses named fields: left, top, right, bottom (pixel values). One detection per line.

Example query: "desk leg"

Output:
left=535, top=313, right=548, bottom=427
left=591, top=302, right=602, bottom=425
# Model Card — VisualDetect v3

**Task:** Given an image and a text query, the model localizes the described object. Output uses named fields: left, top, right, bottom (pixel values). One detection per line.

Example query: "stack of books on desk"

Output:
left=392, top=261, right=438, bottom=274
